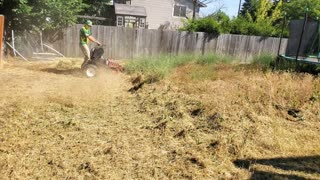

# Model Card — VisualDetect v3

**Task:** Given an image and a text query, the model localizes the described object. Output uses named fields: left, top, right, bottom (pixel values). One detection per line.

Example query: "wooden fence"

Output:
left=48, top=24, right=288, bottom=62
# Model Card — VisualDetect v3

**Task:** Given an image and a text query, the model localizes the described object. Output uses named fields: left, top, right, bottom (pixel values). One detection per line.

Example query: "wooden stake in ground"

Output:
left=0, top=15, right=4, bottom=66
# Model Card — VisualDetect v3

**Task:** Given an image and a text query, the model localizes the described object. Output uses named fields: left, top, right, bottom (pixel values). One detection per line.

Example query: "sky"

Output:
left=201, top=0, right=243, bottom=18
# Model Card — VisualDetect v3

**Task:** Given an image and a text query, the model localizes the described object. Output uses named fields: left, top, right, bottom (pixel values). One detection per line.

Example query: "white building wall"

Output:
left=131, top=0, right=201, bottom=30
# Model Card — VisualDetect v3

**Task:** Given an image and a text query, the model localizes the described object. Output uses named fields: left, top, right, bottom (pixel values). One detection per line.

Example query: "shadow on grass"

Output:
left=234, top=155, right=320, bottom=180
left=250, top=170, right=308, bottom=180
left=40, top=68, right=84, bottom=77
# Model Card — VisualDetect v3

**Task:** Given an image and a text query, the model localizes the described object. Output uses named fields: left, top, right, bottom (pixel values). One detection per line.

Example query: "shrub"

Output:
left=180, top=17, right=221, bottom=35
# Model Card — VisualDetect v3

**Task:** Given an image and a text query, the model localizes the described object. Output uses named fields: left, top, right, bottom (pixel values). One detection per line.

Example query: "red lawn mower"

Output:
left=82, top=46, right=124, bottom=78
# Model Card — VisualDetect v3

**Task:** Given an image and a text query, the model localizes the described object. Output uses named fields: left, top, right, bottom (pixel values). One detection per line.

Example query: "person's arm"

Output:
left=88, top=36, right=101, bottom=45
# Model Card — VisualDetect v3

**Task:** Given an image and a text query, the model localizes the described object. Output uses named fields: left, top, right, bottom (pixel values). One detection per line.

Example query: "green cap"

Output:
left=85, top=20, right=93, bottom=26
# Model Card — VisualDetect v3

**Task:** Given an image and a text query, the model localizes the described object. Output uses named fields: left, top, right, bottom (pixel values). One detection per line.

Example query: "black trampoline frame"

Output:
left=277, top=9, right=320, bottom=68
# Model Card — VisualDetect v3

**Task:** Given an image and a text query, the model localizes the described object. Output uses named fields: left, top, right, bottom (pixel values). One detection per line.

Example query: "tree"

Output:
left=270, top=0, right=283, bottom=23
left=80, top=0, right=112, bottom=25
left=180, top=17, right=221, bottom=34
left=284, top=0, right=320, bottom=19
left=29, top=0, right=86, bottom=30
left=0, top=0, right=32, bottom=34
left=240, top=0, right=259, bottom=20
left=231, top=0, right=287, bottom=37
left=81, top=0, right=111, bottom=17
left=0, top=0, right=86, bottom=36
left=209, top=10, right=231, bottom=33
left=256, top=0, right=273, bottom=23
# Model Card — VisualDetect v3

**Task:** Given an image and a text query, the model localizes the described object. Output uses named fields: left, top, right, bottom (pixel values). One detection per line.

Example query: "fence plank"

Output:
left=44, top=25, right=288, bottom=61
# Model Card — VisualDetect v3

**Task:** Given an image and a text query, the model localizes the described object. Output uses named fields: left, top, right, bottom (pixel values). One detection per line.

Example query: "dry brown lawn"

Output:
left=0, top=59, right=319, bottom=179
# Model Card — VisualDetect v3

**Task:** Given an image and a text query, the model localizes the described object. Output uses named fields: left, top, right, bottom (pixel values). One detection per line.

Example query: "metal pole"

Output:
left=40, top=31, right=44, bottom=52
left=318, top=17, right=320, bottom=60
left=43, top=44, right=65, bottom=57
left=277, top=13, right=287, bottom=56
left=238, top=0, right=242, bottom=16
left=0, top=15, right=4, bottom=65
left=295, top=8, right=309, bottom=70
left=12, top=30, right=16, bottom=56
left=6, top=42, right=28, bottom=61
left=276, top=13, right=287, bottom=69
left=192, top=0, right=196, bottom=20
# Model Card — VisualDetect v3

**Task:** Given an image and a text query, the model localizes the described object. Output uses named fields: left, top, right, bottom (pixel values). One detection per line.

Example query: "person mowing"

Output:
left=80, top=20, right=101, bottom=69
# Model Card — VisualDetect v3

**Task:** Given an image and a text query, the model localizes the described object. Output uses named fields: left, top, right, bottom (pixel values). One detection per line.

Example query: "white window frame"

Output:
left=139, top=18, right=146, bottom=28
left=117, top=16, right=124, bottom=27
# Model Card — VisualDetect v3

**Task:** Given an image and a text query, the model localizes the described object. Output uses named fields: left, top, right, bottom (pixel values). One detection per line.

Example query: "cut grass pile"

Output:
left=130, top=63, right=320, bottom=179
left=126, top=53, right=320, bottom=179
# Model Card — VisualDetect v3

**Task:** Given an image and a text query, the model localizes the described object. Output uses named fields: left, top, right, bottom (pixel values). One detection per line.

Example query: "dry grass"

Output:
left=0, top=58, right=319, bottom=179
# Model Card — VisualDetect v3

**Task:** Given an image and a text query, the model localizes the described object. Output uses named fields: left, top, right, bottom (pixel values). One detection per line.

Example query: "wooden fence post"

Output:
left=0, top=15, right=4, bottom=66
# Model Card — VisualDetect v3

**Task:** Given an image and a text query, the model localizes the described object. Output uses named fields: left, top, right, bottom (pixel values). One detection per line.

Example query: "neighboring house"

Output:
left=111, top=0, right=206, bottom=29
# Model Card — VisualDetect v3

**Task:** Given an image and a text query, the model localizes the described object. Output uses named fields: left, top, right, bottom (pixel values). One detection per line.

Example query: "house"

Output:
left=111, top=0, right=206, bottom=29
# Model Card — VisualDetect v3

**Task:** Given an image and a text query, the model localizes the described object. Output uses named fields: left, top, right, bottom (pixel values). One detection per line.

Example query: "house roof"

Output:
left=195, top=1, right=207, bottom=8
left=114, top=3, right=147, bottom=17
left=197, top=1, right=207, bottom=8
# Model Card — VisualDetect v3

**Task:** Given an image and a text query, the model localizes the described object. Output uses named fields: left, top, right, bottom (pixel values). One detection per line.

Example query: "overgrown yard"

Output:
left=0, top=56, right=319, bottom=179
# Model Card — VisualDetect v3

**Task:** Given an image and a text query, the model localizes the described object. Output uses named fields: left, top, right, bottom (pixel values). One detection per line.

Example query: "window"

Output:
left=139, top=18, right=145, bottom=28
left=114, top=0, right=131, bottom=4
left=173, top=5, right=186, bottom=17
left=117, top=16, right=124, bottom=26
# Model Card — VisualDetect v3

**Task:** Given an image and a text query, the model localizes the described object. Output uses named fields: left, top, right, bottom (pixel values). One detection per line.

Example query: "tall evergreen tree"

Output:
left=271, top=0, right=283, bottom=23
left=256, top=0, right=273, bottom=23
left=240, top=0, right=258, bottom=20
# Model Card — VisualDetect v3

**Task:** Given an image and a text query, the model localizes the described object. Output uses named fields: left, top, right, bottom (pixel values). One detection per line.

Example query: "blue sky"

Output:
left=201, top=0, right=243, bottom=18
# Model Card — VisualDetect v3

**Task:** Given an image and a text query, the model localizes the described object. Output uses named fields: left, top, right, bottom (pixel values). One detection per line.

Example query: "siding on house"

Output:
left=131, top=0, right=201, bottom=29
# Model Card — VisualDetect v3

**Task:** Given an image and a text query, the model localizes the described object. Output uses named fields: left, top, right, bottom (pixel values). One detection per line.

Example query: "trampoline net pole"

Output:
left=278, top=13, right=287, bottom=56
left=295, top=9, right=309, bottom=69
left=318, top=18, right=320, bottom=59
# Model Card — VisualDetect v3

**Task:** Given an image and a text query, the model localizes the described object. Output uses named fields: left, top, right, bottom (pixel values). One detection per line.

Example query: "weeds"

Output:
left=125, top=53, right=234, bottom=79
left=125, top=54, right=194, bottom=77
left=196, top=53, right=234, bottom=65
left=251, top=54, right=276, bottom=71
